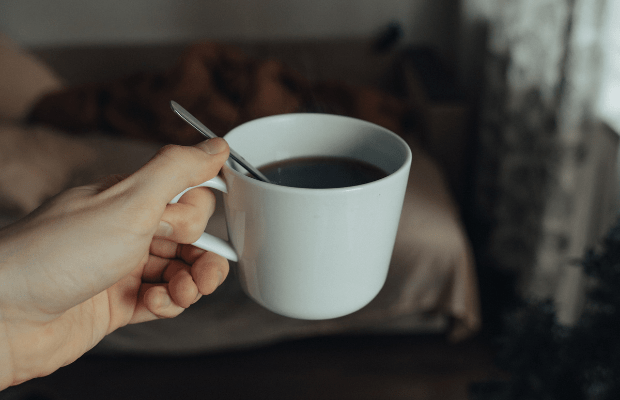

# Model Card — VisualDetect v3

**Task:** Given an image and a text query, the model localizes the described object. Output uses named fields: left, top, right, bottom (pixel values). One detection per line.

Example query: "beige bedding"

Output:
left=0, top=33, right=480, bottom=353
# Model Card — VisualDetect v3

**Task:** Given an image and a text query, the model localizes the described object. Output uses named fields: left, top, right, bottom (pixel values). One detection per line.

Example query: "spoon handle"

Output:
left=170, top=101, right=271, bottom=182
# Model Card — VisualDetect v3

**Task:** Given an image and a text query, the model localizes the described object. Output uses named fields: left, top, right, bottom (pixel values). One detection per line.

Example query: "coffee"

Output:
left=258, top=156, right=388, bottom=189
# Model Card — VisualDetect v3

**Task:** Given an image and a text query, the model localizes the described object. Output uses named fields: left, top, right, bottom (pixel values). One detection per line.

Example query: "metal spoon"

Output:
left=170, top=101, right=271, bottom=183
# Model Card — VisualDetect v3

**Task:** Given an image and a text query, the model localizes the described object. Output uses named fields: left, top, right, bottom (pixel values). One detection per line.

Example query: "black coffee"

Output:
left=258, top=156, right=388, bottom=189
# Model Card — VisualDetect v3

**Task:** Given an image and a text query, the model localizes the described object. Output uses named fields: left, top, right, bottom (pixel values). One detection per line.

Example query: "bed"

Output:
left=0, top=33, right=480, bottom=354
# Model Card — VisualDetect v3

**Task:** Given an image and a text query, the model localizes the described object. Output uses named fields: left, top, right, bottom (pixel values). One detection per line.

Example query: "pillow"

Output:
left=0, top=123, right=96, bottom=214
left=0, top=33, right=64, bottom=121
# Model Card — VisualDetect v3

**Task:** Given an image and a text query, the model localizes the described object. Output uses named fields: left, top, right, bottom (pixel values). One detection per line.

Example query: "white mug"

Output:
left=172, top=113, right=412, bottom=320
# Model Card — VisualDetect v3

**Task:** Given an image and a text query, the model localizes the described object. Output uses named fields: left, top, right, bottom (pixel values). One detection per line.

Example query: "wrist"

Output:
left=0, top=319, right=16, bottom=390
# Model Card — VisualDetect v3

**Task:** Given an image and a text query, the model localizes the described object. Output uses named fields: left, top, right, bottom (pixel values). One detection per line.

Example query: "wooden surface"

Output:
left=2, top=334, right=504, bottom=400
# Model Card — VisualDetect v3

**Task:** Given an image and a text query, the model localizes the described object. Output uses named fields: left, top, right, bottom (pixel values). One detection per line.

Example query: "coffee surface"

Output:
left=258, top=156, right=388, bottom=189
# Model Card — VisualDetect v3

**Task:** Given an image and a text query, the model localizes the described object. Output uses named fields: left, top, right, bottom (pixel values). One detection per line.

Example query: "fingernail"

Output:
left=155, top=221, right=173, bottom=237
left=216, top=271, right=224, bottom=287
left=204, top=138, right=228, bottom=155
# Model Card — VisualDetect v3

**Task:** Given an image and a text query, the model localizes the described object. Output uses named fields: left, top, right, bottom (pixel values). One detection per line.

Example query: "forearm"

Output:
left=0, top=319, right=16, bottom=390
left=0, top=258, right=16, bottom=390
left=0, top=297, right=99, bottom=391
left=0, top=260, right=57, bottom=390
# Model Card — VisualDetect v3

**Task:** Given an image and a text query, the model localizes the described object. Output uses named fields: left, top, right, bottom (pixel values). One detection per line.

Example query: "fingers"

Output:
left=125, top=138, right=230, bottom=206
left=144, top=285, right=189, bottom=317
left=129, top=282, right=202, bottom=324
left=156, top=186, right=217, bottom=244
left=168, top=249, right=228, bottom=306
left=134, top=245, right=229, bottom=324
left=168, top=267, right=200, bottom=308
left=148, top=247, right=228, bottom=300
left=189, top=251, right=229, bottom=296
left=129, top=284, right=186, bottom=324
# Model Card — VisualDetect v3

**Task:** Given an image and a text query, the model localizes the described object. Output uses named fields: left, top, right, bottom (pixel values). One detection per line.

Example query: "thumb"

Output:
left=125, top=138, right=230, bottom=206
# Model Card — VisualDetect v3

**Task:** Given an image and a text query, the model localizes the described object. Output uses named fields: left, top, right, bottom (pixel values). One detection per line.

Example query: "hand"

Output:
left=0, top=138, right=230, bottom=389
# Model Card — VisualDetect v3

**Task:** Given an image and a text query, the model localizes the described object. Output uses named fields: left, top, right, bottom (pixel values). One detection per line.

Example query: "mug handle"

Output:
left=169, top=176, right=239, bottom=262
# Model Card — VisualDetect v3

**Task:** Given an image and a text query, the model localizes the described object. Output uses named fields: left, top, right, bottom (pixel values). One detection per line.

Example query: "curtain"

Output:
left=467, top=0, right=619, bottom=324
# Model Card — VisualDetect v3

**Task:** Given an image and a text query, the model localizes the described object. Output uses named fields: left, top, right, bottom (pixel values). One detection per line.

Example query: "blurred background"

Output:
left=2, top=0, right=620, bottom=399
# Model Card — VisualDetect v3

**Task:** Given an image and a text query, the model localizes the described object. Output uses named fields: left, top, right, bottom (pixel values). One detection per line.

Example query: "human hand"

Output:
left=0, top=138, right=230, bottom=389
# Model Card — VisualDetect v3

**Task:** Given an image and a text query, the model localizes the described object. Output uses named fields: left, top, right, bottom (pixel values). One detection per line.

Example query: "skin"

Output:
left=0, top=138, right=231, bottom=390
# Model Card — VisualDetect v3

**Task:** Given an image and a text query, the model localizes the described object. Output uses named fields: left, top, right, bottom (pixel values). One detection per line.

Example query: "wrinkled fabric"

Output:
left=28, top=42, right=410, bottom=145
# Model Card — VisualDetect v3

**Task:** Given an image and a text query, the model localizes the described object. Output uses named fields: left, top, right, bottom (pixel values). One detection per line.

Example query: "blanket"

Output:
left=0, top=37, right=481, bottom=346
left=28, top=42, right=411, bottom=145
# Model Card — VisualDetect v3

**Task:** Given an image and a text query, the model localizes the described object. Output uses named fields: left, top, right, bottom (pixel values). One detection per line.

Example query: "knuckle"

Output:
left=157, top=144, right=200, bottom=166
left=157, top=145, right=207, bottom=181
left=157, top=143, right=186, bottom=157
left=175, top=214, right=206, bottom=243
left=186, top=224, right=207, bottom=243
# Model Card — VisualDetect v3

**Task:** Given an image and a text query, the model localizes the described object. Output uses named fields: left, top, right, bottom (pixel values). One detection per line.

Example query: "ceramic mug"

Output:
left=171, top=113, right=412, bottom=320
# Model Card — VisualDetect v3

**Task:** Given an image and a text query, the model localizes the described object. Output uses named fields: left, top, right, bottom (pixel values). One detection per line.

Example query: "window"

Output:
left=595, top=0, right=620, bottom=133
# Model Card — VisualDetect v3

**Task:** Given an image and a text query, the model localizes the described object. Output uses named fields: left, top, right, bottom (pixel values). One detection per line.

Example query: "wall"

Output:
left=0, top=0, right=457, bottom=60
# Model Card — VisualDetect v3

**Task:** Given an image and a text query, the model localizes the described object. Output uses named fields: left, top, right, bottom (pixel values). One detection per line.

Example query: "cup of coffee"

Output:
left=172, top=113, right=412, bottom=320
